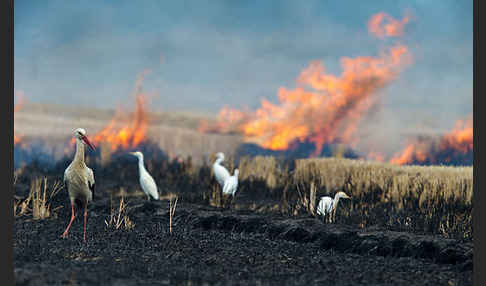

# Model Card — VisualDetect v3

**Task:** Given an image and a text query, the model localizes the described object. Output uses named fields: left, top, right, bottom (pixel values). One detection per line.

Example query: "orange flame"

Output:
left=14, top=134, right=21, bottom=145
left=390, top=115, right=473, bottom=165
left=389, top=143, right=428, bottom=165
left=74, top=72, right=151, bottom=151
left=367, top=151, right=385, bottom=162
left=368, top=12, right=411, bottom=39
left=201, top=12, right=412, bottom=156
left=440, top=116, right=473, bottom=153
left=198, top=106, right=248, bottom=134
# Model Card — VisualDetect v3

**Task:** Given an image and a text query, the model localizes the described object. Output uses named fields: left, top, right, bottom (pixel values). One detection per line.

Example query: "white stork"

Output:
left=61, top=128, right=96, bottom=243
left=316, top=191, right=351, bottom=223
left=130, top=151, right=159, bottom=201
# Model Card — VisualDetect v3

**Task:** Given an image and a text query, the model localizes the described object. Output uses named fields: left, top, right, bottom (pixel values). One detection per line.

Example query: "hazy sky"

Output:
left=15, top=1, right=472, bottom=137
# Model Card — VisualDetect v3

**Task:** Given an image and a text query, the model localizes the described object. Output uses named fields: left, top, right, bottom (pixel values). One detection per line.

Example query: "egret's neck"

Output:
left=73, top=138, right=86, bottom=165
left=137, top=156, right=146, bottom=172
left=332, top=195, right=341, bottom=211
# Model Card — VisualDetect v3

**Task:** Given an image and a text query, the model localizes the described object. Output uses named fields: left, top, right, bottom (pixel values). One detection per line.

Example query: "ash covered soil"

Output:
left=14, top=194, right=472, bottom=286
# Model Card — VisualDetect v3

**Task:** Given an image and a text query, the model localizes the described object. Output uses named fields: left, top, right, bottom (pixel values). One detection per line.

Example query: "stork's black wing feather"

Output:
left=89, top=182, right=95, bottom=200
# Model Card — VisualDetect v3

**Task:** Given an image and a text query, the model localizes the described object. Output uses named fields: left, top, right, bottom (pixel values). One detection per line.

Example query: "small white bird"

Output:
left=316, top=191, right=351, bottom=223
left=62, top=128, right=96, bottom=243
left=222, top=169, right=239, bottom=197
left=130, top=151, right=159, bottom=201
left=212, top=152, right=230, bottom=189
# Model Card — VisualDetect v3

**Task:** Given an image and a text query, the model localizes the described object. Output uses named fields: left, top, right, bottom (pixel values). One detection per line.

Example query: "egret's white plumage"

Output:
left=317, top=197, right=333, bottom=216
left=212, top=152, right=230, bottom=188
left=62, top=128, right=96, bottom=243
left=222, top=169, right=239, bottom=197
left=130, top=151, right=159, bottom=201
left=316, top=191, right=351, bottom=223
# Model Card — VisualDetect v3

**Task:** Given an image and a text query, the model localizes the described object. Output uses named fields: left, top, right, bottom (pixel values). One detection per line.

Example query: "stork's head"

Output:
left=74, top=128, right=95, bottom=151
left=129, top=151, right=144, bottom=160
left=234, top=169, right=239, bottom=177
left=336, top=191, right=351, bottom=199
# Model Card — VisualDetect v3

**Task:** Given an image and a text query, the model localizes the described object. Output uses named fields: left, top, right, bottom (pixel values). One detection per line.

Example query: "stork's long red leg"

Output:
left=83, top=202, right=88, bottom=243
left=61, top=204, right=76, bottom=238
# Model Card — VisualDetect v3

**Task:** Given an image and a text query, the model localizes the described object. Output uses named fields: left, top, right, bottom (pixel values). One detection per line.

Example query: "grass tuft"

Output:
left=104, top=196, right=135, bottom=230
left=14, top=177, right=62, bottom=219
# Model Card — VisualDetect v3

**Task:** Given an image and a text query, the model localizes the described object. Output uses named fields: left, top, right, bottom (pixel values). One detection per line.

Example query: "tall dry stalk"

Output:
left=13, top=173, right=20, bottom=216
left=32, top=178, right=49, bottom=219
left=169, top=195, right=178, bottom=234
left=292, top=181, right=317, bottom=215
left=294, top=183, right=309, bottom=215
left=309, top=181, right=316, bottom=216
left=104, top=196, right=135, bottom=230
left=209, top=183, right=222, bottom=208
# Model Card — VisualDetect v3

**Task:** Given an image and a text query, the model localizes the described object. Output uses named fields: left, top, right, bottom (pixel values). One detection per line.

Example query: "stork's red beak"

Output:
left=81, top=135, right=96, bottom=151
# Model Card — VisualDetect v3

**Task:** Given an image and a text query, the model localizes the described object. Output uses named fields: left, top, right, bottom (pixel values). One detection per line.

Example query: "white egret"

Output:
left=222, top=169, right=239, bottom=197
left=316, top=191, right=351, bottom=223
left=212, top=152, right=230, bottom=189
left=62, top=128, right=96, bottom=243
left=130, top=151, right=160, bottom=201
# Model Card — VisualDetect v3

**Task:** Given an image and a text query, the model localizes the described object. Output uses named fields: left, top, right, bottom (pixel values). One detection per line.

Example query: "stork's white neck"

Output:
left=215, top=157, right=224, bottom=165
left=73, top=137, right=86, bottom=165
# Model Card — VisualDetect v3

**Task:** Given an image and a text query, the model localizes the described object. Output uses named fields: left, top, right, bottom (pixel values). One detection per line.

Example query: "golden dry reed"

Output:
left=234, top=156, right=472, bottom=239
left=14, top=177, right=63, bottom=219
left=169, top=194, right=178, bottom=234
left=104, top=196, right=135, bottom=230
left=238, top=156, right=284, bottom=190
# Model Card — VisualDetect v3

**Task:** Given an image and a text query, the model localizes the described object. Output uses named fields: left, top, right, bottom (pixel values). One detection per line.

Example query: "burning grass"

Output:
left=390, top=115, right=473, bottom=166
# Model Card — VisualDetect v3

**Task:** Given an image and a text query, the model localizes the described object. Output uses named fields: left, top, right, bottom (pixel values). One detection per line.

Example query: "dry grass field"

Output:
left=240, top=156, right=472, bottom=239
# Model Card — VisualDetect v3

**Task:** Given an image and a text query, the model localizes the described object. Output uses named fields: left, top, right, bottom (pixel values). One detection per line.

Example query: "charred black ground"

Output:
left=13, top=142, right=472, bottom=285
left=13, top=198, right=473, bottom=285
